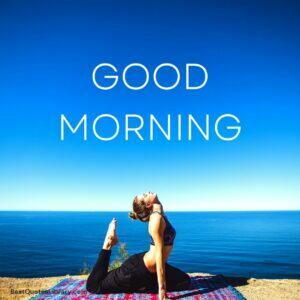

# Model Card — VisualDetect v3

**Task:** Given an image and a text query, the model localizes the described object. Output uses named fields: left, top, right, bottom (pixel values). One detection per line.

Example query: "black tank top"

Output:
left=149, top=211, right=176, bottom=246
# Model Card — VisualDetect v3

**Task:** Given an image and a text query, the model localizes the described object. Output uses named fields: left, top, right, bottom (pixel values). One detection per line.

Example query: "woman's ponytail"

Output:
left=128, top=211, right=138, bottom=220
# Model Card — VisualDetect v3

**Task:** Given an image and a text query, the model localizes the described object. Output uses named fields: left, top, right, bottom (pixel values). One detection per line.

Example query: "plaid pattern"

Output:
left=30, top=275, right=245, bottom=300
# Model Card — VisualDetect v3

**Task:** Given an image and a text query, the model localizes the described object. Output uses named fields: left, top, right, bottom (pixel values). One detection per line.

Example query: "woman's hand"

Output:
left=159, top=287, right=169, bottom=300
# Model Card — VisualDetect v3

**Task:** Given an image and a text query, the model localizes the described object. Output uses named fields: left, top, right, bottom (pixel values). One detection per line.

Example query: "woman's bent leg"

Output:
left=101, top=252, right=154, bottom=293
left=87, top=251, right=190, bottom=294
left=86, top=249, right=111, bottom=293
left=87, top=251, right=154, bottom=294
left=165, top=264, right=191, bottom=291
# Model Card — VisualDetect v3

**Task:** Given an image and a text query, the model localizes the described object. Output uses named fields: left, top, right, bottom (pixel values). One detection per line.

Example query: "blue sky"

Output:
left=0, top=0, right=299, bottom=210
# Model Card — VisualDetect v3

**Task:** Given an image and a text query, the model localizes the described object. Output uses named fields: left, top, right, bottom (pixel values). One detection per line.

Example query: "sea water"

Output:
left=0, top=211, right=299, bottom=279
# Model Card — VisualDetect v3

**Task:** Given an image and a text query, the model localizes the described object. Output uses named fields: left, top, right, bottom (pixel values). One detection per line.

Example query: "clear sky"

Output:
left=0, top=0, right=299, bottom=211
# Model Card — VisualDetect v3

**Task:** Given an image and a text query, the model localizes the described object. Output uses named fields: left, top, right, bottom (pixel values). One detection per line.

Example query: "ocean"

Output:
left=0, top=211, right=299, bottom=279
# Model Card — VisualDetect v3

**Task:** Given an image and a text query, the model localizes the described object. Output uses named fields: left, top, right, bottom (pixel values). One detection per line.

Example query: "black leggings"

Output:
left=86, top=249, right=191, bottom=294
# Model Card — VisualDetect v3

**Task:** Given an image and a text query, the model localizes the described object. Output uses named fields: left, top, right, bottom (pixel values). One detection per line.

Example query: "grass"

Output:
left=108, top=243, right=129, bottom=271
left=80, top=243, right=129, bottom=275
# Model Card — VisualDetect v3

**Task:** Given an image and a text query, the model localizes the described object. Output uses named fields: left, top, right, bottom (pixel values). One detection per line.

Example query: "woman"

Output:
left=86, top=192, right=191, bottom=300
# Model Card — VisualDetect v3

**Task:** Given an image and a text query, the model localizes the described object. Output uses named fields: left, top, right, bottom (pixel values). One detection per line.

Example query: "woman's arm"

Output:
left=150, top=213, right=167, bottom=299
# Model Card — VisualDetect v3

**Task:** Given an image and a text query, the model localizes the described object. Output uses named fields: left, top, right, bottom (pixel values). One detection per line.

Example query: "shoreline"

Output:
left=1, top=274, right=299, bottom=300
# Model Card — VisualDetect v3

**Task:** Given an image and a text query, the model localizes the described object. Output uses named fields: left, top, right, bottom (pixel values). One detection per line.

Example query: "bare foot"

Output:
left=103, top=218, right=119, bottom=250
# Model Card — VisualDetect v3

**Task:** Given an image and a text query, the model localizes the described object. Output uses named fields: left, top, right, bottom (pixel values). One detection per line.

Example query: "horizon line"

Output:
left=0, top=209, right=300, bottom=212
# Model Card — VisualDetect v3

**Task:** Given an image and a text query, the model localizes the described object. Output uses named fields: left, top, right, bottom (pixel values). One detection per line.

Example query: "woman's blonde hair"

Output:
left=128, top=196, right=151, bottom=222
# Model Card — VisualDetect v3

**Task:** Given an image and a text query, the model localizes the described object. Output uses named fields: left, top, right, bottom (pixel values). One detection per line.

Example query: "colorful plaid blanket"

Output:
left=30, top=275, right=245, bottom=299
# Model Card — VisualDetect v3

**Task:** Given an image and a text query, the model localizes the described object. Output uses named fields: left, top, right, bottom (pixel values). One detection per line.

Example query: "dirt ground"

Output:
left=0, top=274, right=299, bottom=300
